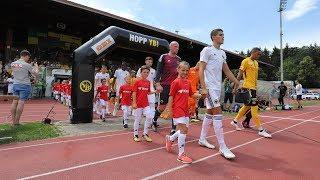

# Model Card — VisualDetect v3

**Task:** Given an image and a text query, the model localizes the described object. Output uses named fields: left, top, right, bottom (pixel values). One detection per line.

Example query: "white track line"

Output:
left=18, top=110, right=320, bottom=180
left=261, top=115, right=320, bottom=123
left=19, top=118, right=282, bottom=180
left=1, top=110, right=317, bottom=152
left=0, top=124, right=173, bottom=152
left=1, top=110, right=319, bottom=152
left=142, top=114, right=320, bottom=180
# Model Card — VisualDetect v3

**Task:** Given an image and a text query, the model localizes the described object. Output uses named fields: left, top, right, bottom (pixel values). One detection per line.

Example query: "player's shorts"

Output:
left=297, top=95, right=302, bottom=100
left=99, top=99, right=107, bottom=106
left=246, top=89, right=257, bottom=106
left=205, top=89, right=221, bottom=109
left=53, top=91, right=59, bottom=95
left=67, top=95, right=71, bottom=100
left=121, top=105, right=131, bottom=113
left=224, top=93, right=233, bottom=104
left=159, top=84, right=170, bottom=105
left=173, top=116, right=190, bottom=127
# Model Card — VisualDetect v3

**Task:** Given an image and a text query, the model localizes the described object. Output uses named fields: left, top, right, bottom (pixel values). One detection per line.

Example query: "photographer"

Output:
left=10, top=50, right=39, bottom=125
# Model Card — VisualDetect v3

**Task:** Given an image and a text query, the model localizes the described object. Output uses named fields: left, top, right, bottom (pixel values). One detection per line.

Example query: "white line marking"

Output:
left=261, top=115, right=320, bottom=123
left=18, top=110, right=320, bottom=180
left=1, top=110, right=318, bottom=152
left=142, top=114, right=320, bottom=180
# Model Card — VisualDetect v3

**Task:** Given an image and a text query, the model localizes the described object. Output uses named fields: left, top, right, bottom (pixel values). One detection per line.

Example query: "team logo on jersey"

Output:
left=80, top=80, right=92, bottom=93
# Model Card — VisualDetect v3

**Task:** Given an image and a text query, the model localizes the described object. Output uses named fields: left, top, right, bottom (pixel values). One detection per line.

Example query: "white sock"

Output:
left=113, top=102, right=119, bottom=116
left=101, top=108, right=106, bottom=118
left=133, top=113, right=141, bottom=136
left=200, top=114, right=213, bottom=141
left=143, top=117, right=152, bottom=135
left=123, top=107, right=129, bottom=122
left=93, top=101, right=97, bottom=111
left=170, top=130, right=180, bottom=141
left=106, top=103, right=110, bottom=114
left=178, top=133, right=187, bottom=156
left=213, top=115, right=227, bottom=150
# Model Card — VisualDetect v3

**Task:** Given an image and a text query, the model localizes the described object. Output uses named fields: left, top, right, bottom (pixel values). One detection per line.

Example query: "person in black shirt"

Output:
left=278, top=81, right=287, bottom=109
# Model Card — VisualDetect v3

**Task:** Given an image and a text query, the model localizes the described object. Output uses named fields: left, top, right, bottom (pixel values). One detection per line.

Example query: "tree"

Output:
left=297, top=56, right=320, bottom=87
left=283, top=57, right=297, bottom=81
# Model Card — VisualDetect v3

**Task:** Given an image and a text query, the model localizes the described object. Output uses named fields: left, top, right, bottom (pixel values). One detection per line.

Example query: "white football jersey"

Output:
left=200, top=46, right=227, bottom=91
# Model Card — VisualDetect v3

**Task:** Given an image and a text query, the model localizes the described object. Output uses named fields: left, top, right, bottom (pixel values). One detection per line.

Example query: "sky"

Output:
left=69, top=0, right=320, bottom=52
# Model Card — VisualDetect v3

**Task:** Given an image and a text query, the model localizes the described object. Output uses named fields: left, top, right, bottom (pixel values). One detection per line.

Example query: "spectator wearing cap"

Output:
left=10, top=50, right=39, bottom=125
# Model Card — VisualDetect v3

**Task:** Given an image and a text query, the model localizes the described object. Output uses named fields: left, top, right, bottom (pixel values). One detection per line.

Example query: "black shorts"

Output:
left=160, top=84, right=170, bottom=105
left=297, top=95, right=302, bottom=100
left=247, top=89, right=257, bottom=106
left=224, top=93, right=233, bottom=104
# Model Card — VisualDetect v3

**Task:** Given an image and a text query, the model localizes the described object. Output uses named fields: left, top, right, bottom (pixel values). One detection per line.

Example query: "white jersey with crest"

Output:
left=200, top=46, right=227, bottom=91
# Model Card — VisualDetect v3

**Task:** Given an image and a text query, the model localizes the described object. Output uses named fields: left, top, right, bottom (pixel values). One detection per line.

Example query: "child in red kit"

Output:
left=132, top=65, right=156, bottom=142
left=165, top=61, right=201, bottom=164
left=119, top=76, right=133, bottom=128
left=95, top=79, right=109, bottom=121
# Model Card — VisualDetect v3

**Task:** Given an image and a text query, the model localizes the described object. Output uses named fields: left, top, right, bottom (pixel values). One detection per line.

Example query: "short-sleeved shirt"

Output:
left=296, top=84, right=302, bottom=95
left=188, top=67, right=199, bottom=92
left=120, top=84, right=133, bottom=106
left=133, top=79, right=150, bottom=108
left=169, top=78, right=193, bottom=118
left=157, top=54, right=180, bottom=86
left=240, top=57, right=259, bottom=90
left=97, top=85, right=109, bottom=101
left=278, top=85, right=287, bottom=97
left=200, top=46, right=227, bottom=90
left=66, top=84, right=72, bottom=96
left=53, top=83, right=60, bottom=91
left=60, top=84, right=67, bottom=94
left=114, top=69, right=130, bottom=88
left=137, top=67, right=156, bottom=91
left=11, top=59, right=37, bottom=85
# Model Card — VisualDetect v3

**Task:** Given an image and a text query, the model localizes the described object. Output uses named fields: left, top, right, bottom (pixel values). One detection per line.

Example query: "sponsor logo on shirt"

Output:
left=138, top=87, right=149, bottom=91
left=178, top=89, right=189, bottom=94
left=11, top=64, right=23, bottom=68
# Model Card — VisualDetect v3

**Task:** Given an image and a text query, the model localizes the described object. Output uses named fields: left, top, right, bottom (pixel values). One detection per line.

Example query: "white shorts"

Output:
left=121, top=105, right=131, bottom=112
left=53, top=91, right=59, bottom=95
left=99, top=99, right=107, bottom=106
left=133, top=106, right=152, bottom=118
left=67, top=95, right=71, bottom=100
left=173, top=116, right=190, bottom=127
left=148, top=94, right=156, bottom=104
left=205, top=89, right=221, bottom=109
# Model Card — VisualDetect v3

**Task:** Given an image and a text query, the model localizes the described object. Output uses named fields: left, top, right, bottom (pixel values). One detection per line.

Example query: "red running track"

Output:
left=0, top=105, right=319, bottom=179
left=0, top=99, right=121, bottom=123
